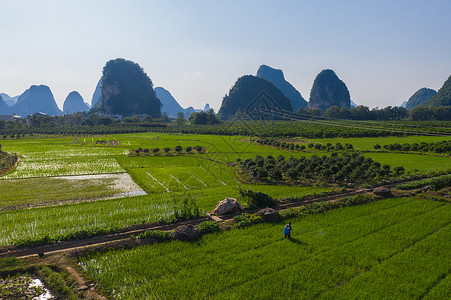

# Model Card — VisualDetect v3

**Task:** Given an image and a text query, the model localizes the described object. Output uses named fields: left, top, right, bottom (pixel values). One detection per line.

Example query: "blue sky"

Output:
left=1, top=0, right=450, bottom=110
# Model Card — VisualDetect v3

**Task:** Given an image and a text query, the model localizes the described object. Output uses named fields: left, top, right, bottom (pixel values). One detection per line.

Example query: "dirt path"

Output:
left=0, top=180, right=412, bottom=259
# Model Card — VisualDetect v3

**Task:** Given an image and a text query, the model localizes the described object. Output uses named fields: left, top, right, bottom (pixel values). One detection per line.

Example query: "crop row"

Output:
left=374, top=139, right=451, bottom=154
left=238, top=152, right=403, bottom=184
left=0, top=182, right=334, bottom=246
left=122, top=156, right=237, bottom=194
left=2, top=157, right=125, bottom=179
left=148, top=120, right=451, bottom=138
left=396, top=173, right=451, bottom=191
left=0, top=173, right=145, bottom=211
left=79, top=198, right=450, bottom=299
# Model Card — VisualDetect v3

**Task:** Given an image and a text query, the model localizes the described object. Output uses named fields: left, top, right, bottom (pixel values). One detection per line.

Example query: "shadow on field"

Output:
left=288, top=237, right=306, bottom=245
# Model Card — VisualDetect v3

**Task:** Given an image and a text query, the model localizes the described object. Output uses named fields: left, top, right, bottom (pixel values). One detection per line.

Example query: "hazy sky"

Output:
left=1, top=0, right=450, bottom=111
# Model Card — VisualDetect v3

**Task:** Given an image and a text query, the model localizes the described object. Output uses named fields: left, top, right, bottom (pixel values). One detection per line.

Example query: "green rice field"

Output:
left=0, top=133, right=449, bottom=247
left=80, top=197, right=451, bottom=299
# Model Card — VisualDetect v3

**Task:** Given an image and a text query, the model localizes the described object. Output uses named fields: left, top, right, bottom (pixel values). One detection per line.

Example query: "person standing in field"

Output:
left=284, top=222, right=292, bottom=239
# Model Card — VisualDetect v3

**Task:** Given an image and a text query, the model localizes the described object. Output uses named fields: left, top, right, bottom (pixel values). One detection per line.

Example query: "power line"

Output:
left=257, top=107, right=451, bottom=137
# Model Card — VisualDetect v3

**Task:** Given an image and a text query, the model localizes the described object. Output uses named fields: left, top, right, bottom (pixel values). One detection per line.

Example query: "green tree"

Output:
left=175, top=112, right=186, bottom=125
left=100, top=58, right=162, bottom=117
left=189, top=109, right=221, bottom=125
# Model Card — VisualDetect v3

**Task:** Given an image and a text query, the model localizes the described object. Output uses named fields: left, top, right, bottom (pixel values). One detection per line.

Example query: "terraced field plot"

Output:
left=308, top=136, right=451, bottom=151
left=119, top=156, right=236, bottom=194
left=0, top=173, right=145, bottom=210
left=0, top=133, right=449, bottom=249
left=80, top=198, right=451, bottom=300
left=1, top=138, right=127, bottom=179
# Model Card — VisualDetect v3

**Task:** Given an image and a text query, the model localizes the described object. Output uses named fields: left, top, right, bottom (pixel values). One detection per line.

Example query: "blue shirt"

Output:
left=284, top=224, right=292, bottom=234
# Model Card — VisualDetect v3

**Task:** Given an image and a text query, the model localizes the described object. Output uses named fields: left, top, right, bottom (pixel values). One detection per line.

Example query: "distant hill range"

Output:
left=308, top=69, right=351, bottom=112
left=257, top=65, right=307, bottom=111
left=0, top=94, right=11, bottom=114
left=420, top=75, right=451, bottom=107
left=218, top=75, right=293, bottom=119
left=2, top=85, right=62, bottom=116
left=155, top=87, right=200, bottom=118
left=0, top=93, right=19, bottom=107
left=405, top=88, right=436, bottom=110
left=62, top=91, right=90, bottom=114
left=98, top=58, right=162, bottom=117
left=400, top=101, right=407, bottom=108
left=91, top=79, right=102, bottom=108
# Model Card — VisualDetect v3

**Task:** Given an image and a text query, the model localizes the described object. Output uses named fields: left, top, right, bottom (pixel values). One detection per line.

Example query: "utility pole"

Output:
left=259, top=102, right=262, bottom=140
left=271, top=104, right=274, bottom=140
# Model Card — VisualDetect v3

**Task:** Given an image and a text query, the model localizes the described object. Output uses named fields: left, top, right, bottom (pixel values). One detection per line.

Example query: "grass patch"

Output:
left=79, top=197, right=451, bottom=299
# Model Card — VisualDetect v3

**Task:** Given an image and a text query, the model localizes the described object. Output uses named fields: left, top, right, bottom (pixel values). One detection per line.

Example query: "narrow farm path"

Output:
left=0, top=179, right=419, bottom=259
left=170, top=174, right=189, bottom=189
left=199, top=166, right=227, bottom=185
left=146, top=171, right=170, bottom=192
left=190, top=174, right=208, bottom=187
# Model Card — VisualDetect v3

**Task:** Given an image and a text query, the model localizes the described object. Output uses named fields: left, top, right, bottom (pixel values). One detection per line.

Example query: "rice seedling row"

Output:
left=0, top=183, right=332, bottom=246
left=3, top=157, right=125, bottom=179
left=79, top=198, right=450, bottom=299
left=0, top=195, right=174, bottom=246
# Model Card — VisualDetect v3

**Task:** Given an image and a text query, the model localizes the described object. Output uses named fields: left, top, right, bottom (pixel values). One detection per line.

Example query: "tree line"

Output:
left=299, top=105, right=451, bottom=121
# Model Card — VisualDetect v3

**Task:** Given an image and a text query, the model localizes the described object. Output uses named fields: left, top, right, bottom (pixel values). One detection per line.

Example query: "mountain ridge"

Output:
left=308, top=69, right=351, bottom=112
left=63, top=91, right=90, bottom=114
left=257, top=65, right=307, bottom=111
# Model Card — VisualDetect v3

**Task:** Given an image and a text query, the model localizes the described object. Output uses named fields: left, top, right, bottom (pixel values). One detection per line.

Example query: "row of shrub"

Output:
left=0, top=151, right=18, bottom=175
left=396, top=174, right=451, bottom=191
left=133, top=220, right=221, bottom=241
left=14, top=227, right=116, bottom=247
left=374, top=140, right=451, bottom=154
left=148, top=119, right=451, bottom=138
left=238, top=153, right=403, bottom=184
left=233, top=194, right=377, bottom=229
left=256, top=139, right=354, bottom=152
left=131, top=145, right=204, bottom=155
left=0, top=260, right=79, bottom=300
left=0, top=125, right=154, bottom=137
left=13, top=196, right=203, bottom=247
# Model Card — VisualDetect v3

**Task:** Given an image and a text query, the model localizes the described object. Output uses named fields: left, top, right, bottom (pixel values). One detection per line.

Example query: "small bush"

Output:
left=198, top=220, right=221, bottom=235
left=239, top=188, right=277, bottom=209
left=135, top=230, right=173, bottom=241
left=172, top=195, right=200, bottom=221
left=396, top=174, right=451, bottom=191
left=234, top=213, right=263, bottom=228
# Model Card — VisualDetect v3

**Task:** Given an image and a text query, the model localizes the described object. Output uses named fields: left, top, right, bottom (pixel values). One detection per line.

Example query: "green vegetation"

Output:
left=406, top=87, right=436, bottom=110
left=80, top=197, right=451, bottom=299
left=0, top=132, right=449, bottom=247
left=379, top=139, right=451, bottom=154
left=198, top=220, right=221, bottom=235
left=239, top=153, right=401, bottom=184
left=0, top=126, right=450, bottom=299
left=421, top=75, right=451, bottom=107
left=239, top=188, right=277, bottom=209
left=409, top=106, right=451, bottom=121
left=150, top=119, right=451, bottom=137
left=0, top=176, right=127, bottom=210
left=218, top=75, right=293, bottom=118
left=0, top=259, right=79, bottom=299
left=189, top=109, right=221, bottom=125
left=396, top=174, right=451, bottom=191
left=0, top=149, right=18, bottom=176
left=98, top=58, right=162, bottom=117
left=134, top=229, right=173, bottom=242
left=309, top=69, right=350, bottom=111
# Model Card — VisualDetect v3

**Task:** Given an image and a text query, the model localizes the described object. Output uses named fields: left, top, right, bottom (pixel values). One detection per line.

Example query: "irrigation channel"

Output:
left=0, top=178, right=422, bottom=259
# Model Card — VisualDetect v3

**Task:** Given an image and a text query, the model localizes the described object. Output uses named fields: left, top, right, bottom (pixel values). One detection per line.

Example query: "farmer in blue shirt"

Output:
left=284, top=222, right=292, bottom=239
